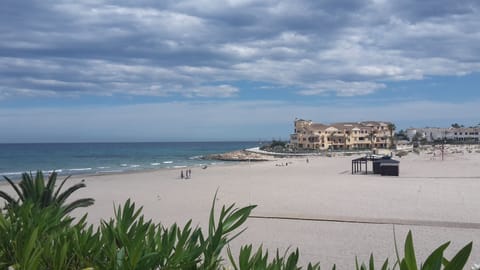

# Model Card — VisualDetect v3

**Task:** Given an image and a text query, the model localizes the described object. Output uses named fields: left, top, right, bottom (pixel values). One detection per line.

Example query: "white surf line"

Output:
left=249, top=215, right=480, bottom=230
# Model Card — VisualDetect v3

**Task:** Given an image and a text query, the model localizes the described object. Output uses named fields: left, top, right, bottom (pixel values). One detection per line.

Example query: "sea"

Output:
left=0, top=142, right=260, bottom=180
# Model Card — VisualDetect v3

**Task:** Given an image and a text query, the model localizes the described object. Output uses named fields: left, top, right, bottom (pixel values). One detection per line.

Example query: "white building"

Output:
left=406, top=127, right=480, bottom=143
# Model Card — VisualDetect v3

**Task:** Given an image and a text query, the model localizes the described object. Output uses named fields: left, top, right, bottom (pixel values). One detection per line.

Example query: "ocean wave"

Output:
left=68, top=168, right=92, bottom=172
left=210, top=162, right=224, bottom=165
left=189, top=155, right=203, bottom=160
left=97, top=166, right=110, bottom=169
left=173, top=165, right=187, bottom=168
left=1, top=171, right=23, bottom=176
left=44, top=169, right=63, bottom=173
left=130, top=164, right=140, bottom=168
left=97, top=170, right=123, bottom=174
left=151, top=163, right=161, bottom=166
left=120, top=164, right=128, bottom=167
left=163, top=161, right=173, bottom=164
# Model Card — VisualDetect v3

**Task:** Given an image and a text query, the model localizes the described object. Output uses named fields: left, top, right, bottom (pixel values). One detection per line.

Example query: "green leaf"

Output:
left=422, top=242, right=449, bottom=270
left=209, top=189, right=218, bottom=237
left=381, top=258, right=389, bottom=270
left=227, top=246, right=239, bottom=270
left=2, top=175, right=24, bottom=202
left=222, top=205, right=256, bottom=234
left=444, top=242, right=472, bottom=270
left=116, top=247, right=126, bottom=268
left=404, top=231, right=418, bottom=270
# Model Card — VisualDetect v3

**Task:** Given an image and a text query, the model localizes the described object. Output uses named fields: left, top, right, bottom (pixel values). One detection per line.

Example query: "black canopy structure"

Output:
left=352, top=155, right=399, bottom=176
left=351, top=156, right=372, bottom=174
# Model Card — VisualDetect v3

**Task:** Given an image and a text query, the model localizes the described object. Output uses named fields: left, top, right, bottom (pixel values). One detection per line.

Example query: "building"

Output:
left=406, top=127, right=480, bottom=143
left=290, top=119, right=394, bottom=150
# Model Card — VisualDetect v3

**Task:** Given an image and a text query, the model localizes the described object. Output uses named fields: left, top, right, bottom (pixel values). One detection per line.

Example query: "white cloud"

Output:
left=299, top=81, right=386, bottom=96
left=188, top=85, right=239, bottom=97
left=0, top=0, right=480, bottom=98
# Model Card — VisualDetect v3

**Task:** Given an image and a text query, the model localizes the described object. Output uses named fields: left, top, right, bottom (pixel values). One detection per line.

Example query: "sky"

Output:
left=1, top=0, right=480, bottom=143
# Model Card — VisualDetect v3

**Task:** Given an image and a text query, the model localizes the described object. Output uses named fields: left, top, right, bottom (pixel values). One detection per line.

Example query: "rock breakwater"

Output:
left=205, top=150, right=272, bottom=161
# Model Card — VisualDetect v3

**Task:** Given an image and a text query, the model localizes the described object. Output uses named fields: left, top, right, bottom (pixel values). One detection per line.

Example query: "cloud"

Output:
left=0, top=0, right=479, bottom=98
left=298, top=81, right=386, bottom=96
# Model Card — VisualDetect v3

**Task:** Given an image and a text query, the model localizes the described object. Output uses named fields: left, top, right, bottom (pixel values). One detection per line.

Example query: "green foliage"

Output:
left=396, top=151, right=409, bottom=158
left=228, top=245, right=325, bottom=270
left=388, top=123, right=397, bottom=149
left=260, top=140, right=288, bottom=152
left=0, top=171, right=94, bottom=215
left=0, top=189, right=259, bottom=269
left=355, top=231, right=472, bottom=270
left=0, top=202, right=97, bottom=269
left=98, top=198, right=204, bottom=269
left=395, top=130, right=409, bottom=141
left=201, top=193, right=257, bottom=269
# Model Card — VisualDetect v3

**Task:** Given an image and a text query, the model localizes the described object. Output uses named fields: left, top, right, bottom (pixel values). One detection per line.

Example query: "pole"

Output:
left=442, top=130, right=445, bottom=161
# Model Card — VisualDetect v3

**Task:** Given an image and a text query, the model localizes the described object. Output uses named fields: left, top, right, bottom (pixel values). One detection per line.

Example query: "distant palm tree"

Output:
left=0, top=171, right=94, bottom=214
left=343, top=131, right=349, bottom=150
left=368, top=129, right=377, bottom=150
left=327, top=131, right=335, bottom=150
left=387, top=123, right=396, bottom=149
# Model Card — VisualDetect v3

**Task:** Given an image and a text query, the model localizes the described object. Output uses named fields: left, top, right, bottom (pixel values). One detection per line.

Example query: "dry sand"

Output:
left=3, top=146, right=480, bottom=268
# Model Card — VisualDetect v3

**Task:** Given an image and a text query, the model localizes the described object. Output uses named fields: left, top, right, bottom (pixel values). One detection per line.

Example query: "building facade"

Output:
left=406, top=127, right=480, bottom=142
left=290, top=119, right=394, bottom=150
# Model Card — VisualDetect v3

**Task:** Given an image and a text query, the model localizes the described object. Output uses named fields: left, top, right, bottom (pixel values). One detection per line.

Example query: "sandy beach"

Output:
left=3, top=146, right=480, bottom=268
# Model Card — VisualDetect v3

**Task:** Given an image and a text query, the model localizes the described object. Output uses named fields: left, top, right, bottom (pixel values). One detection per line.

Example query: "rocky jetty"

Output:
left=205, top=150, right=272, bottom=161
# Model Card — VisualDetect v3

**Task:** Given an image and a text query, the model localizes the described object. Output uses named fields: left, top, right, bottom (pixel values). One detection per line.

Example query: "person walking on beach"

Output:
left=181, top=170, right=184, bottom=179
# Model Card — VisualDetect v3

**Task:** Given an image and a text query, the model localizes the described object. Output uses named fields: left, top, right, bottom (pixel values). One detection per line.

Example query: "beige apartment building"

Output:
left=290, top=119, right=394, bottom=150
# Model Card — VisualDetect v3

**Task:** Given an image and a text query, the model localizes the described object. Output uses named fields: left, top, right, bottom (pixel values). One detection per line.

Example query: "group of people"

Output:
left=180, top=169, right=192, bottom=179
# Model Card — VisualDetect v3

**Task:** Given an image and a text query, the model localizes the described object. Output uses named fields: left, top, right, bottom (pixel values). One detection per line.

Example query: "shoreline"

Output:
left=0, top=159, right=248, bottom=186
left=2, top=143, right=479, bottom=185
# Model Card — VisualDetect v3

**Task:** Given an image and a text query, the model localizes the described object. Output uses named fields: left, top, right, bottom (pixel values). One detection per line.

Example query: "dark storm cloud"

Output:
left=388, top=0, right=479, bottom=22
left=1, top=0, right=480, bottom=99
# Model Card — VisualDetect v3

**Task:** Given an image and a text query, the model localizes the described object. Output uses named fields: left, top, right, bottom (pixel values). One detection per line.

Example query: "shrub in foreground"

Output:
left=0, top=171, right=94, bottom=215
left=0, top=199, right=474, bottom=270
